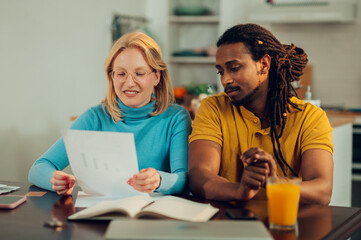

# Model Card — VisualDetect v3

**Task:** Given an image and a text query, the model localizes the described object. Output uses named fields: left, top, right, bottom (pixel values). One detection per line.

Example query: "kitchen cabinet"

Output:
left=327, top=114, right=355, bottom=207
left=167, top=0, right=220, bottom=90
left=327, top=111, right=361, bottom=207
left=330, top=122, right=353, bottom=207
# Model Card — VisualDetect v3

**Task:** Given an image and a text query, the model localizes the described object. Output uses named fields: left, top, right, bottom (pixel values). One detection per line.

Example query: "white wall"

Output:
left=0, top=0, right=147, bottom=182
left=219, top=0, right=361, bottom=108
left=269, top=6, right=361, bottom=108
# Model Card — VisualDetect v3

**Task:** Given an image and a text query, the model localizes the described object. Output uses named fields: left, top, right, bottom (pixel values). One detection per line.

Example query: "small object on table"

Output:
left=225, top=208, right=258, bottom=220
left=0, top=195, right=27, bottom=209
left=0, top=184, right=20, bottom=195
left=44, top=218, right=63, bottom=228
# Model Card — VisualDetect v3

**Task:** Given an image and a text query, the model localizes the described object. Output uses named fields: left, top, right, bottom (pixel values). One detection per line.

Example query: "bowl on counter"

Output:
left=174, top=6, right=210, bottom=16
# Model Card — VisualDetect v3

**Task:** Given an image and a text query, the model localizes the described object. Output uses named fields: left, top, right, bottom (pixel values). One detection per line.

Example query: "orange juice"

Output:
left=266, top=177, right=300, bottom=229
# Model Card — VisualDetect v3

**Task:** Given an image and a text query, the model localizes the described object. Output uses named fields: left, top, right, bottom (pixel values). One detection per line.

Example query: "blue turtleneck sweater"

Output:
left=28, top=100, right=191, bottom=195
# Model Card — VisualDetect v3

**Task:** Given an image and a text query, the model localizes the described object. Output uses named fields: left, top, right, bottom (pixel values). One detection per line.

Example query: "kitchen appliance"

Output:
left=352, top=117, right=361, bottom=181
left=352, top=116, right=361, bottom=208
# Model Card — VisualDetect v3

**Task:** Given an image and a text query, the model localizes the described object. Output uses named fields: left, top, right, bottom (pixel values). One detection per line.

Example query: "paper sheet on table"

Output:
left=75, top=191, right=117, bottom=208
left=75, top=191, right=165, bottom=208
left=63, top=129, right=147, bottom=199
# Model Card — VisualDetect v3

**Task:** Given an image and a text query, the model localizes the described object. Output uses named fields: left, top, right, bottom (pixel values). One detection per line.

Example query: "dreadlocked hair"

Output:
left=217, top=23, right=308, bottom=177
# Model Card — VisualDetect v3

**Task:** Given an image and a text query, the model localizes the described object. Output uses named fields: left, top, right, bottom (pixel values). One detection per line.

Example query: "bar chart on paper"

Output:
left=80, top=152, right=121, bottom=173
left=62, top=130, right=145, bottom=198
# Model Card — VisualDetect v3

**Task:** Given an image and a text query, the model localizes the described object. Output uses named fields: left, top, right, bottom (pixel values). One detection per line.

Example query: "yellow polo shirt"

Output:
left=189, top=92, right=333, bottom=182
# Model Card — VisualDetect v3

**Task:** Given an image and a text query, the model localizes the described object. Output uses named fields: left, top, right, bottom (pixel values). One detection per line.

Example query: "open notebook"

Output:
left=68, top=195, right=218, bottom=222
left=105, top=219, right=273, bottom=240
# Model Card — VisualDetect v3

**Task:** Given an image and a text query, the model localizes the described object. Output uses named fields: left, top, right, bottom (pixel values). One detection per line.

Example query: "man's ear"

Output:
left=153, top=70, right=161, bottom=86
left=259, top=54, right=271, bottom=74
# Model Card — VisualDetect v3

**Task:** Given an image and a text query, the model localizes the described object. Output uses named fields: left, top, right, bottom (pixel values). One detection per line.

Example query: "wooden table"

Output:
left=1, top=182, right=361, bottom=240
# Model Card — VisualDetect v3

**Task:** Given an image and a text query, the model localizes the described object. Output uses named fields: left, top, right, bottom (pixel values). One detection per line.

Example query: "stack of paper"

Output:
left=0, top=184, right=20, bottom=194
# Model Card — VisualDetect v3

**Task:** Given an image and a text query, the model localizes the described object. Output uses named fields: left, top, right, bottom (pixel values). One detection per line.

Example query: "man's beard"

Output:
left=224, top=85, right=260, bottom=107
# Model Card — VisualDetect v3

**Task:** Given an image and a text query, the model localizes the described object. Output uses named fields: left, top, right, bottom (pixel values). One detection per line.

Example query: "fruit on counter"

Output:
left=174, top=87, right=187, bottom=99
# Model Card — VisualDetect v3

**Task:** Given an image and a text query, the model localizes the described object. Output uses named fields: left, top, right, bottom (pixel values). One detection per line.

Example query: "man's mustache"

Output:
left=224, top=86, right=240, bottom=94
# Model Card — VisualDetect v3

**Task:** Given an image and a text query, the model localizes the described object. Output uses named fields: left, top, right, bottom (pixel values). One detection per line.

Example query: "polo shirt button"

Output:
left=253, top=120, right=258, bottom=123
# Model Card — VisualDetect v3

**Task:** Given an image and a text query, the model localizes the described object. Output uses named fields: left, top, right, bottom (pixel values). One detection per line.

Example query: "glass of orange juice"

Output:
left=266, top=176, right=300, bottom=230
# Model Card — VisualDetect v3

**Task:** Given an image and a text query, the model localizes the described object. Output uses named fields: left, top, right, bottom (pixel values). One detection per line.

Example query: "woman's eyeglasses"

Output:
left=111, top=69, right=155, bottom=83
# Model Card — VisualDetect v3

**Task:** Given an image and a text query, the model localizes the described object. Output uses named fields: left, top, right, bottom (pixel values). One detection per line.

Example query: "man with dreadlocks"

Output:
left=188, top=23, right=333, bottom=205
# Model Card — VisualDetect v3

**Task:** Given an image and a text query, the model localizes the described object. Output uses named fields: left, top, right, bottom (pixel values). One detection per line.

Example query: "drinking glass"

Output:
left=266, top=176, right=300, bottom=230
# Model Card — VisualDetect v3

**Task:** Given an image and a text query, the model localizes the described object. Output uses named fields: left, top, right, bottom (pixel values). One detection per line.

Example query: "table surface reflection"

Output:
left=0, top=182, right=360, bottom=240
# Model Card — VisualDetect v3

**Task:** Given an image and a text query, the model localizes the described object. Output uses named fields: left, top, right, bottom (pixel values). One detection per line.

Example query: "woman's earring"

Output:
left=153, top=77, right=158, bottom=86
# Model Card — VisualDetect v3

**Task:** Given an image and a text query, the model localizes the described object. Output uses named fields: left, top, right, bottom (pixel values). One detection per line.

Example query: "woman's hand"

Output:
left=127, top=168, right=161, bottom=193
left=50, top=171, right=76, bottom=195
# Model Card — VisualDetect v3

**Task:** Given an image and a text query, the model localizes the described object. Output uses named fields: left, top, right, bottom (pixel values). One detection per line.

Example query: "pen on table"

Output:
left=141, top=201, right=155, bottom=210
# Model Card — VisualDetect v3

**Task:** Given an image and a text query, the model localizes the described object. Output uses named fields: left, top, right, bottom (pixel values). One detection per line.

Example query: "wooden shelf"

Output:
left=169, top=15, right=220, bottom=23
left=169, top=56, right=216, bottom=64
left=167, top=0, right=220, bottom=86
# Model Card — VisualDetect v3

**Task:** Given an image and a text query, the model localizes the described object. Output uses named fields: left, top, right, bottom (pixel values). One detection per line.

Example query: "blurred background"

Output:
left=0, top=0, right=360, bottom=210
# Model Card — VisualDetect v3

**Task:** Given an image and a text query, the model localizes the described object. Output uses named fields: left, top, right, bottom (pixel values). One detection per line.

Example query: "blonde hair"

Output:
left=102, top=32, right=174, bottom=122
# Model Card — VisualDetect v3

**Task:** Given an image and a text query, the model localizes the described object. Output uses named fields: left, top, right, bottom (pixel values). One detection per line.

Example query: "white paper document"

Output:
left=0, top=184, right=20, bottom=194
left=63, top=129, right=147, bottom=199
left=75, top=191, right=164, bottom=208
left=75, top=191, right=117, bottom=208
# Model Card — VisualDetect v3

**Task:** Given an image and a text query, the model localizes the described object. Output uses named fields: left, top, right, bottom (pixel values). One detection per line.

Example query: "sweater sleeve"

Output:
left=156, top=106, right=192, bottom=195
left=28, top=108, right=100, bottom=191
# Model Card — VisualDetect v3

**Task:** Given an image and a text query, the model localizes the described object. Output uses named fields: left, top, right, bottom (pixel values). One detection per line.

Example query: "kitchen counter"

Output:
left=326, top=110, right=361, bottom=127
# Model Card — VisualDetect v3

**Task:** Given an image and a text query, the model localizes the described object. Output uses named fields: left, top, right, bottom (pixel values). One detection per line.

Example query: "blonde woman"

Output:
left=29, top=32, right=191, bottom=196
